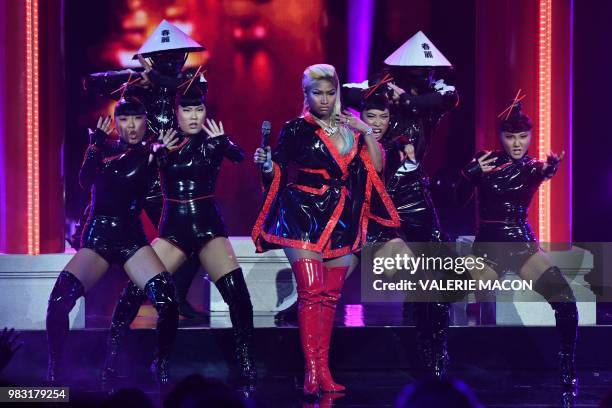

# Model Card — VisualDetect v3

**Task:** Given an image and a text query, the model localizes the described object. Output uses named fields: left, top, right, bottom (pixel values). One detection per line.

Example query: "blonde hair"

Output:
left=302, top=64, right=354, bottom=155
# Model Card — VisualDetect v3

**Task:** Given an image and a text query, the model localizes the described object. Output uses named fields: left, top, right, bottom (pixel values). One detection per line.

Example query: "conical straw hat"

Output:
left=133, top=19, right=204, bottom=59
left=384, top=31, right=452, bottom=67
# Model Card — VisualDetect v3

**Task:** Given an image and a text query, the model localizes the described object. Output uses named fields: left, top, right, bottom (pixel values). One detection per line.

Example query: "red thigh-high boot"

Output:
left=318, top=265, right=348, bottom=392
left=293, top=258, right=325, bottom=396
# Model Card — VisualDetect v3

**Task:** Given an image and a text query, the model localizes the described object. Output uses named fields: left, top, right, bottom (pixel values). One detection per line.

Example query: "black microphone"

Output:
left=260, top=121, right=272, bottom=171
left=261, top=120, right=271, bottom=148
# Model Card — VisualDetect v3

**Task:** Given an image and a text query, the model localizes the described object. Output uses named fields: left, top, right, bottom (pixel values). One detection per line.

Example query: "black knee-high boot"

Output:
left=413, top=302, right=450, bottom=379
left=554, top=302, right=578, bottom=388
left=46, top=270, right=84, bottom=382
left=102, top=281, right=146, bottom=381
left=429, top=301, right=450, bottom=378
left=145, top=272, right=179, bottom=385
left=534, top=266, right=579, bottom=389
left=413, top=302, right=432, bottom=374
left=174, top=255, right=204, bottom=318
left=215, top=268, right=257, bottom=384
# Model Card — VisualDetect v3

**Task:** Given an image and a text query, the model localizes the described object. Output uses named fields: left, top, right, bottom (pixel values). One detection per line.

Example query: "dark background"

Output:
left=63, top=0, right=476, bottom=240
left=573, top=0, right=612, bottom=243
left=63, top=0, right=612, bottom=244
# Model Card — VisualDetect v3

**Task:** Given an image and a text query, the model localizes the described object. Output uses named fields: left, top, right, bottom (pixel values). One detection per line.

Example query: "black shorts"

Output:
left=473, top=222, right=540, bottom=274
left=159, top=197, right=228, bottom=256
left=81, top=215, right=148, bottom=265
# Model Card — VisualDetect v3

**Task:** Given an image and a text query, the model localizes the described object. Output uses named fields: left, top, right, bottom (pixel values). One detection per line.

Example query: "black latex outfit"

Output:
left=459, top=149, right=579, bottom=389
left=47, top=128, right=178, bottom=385
left=78, top=129, right=152, bottom=264
left=104, top=129, right=258, bottom=385
left=157, top=130, right=244, bottom=254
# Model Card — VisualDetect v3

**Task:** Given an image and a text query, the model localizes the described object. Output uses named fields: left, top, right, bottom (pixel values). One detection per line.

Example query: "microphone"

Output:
left=261, top=120, right=271, bottom=148
left=260, top=121, right=272, bottom=171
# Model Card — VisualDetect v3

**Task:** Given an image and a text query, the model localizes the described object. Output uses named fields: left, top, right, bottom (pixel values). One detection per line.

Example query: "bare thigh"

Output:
left=465, top=254, right=500, bottom=282
left=346, top=255, right=360, bottom=278
left=198, top=237, right=240, bottom=283
left=123, top=246, right=168, bottom=290
left=464, top=255, right=501, bottom=302
left=323, top=254, right=353, bottom=269
left=376, top=238, right=415, bottom=279
left=283, top=248, right=323, bottom=265
left=63, top=248, right=110, bottom=292
left=518, top=250, right=555, bottom=282
left=347, top=239, right=416, bottom=278
left=151, top=238, right=188, bottom=274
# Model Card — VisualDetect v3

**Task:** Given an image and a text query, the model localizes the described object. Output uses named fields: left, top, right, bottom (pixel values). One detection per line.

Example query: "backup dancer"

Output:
left=459, top=100, right=578, bottom=389
left=103, top=86, right=257, bottom=386
left=83, top=20, right=207, bottom=319
left=47, top=98, right=179, bottom=384
left=342, top=31, right=459, bottom=378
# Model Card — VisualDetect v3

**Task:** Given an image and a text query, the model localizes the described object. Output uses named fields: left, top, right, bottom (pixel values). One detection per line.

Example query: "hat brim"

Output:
left=132, top=46, right=205, bottom=60
left=385, top=63, right=453, bottom=69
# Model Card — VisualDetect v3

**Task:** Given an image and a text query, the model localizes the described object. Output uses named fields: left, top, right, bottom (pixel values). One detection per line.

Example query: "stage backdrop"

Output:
left=63, top=0, right=476, bottom=241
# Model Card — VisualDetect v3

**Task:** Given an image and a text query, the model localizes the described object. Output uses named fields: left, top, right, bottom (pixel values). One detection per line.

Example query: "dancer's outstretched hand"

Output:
left=96, top=116, right=113, bottom=135
left=203, top=119, right=225, bottom=138
left=477, top=151, right=498, bottom=173
left=161, top=129, right=178, bottom=150
left=543, top=150, right=565, bottom=173
left=137, top=54, right=153, bottom=88
left=546, top=150, right=565, bottom=165
left=388, top=83, right=406, bottom=102
left=150, top=129, right=178, bottom=159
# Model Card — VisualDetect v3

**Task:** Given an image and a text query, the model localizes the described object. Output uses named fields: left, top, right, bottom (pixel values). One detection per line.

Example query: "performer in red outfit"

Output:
left=252, top=64, right=399, bottom=395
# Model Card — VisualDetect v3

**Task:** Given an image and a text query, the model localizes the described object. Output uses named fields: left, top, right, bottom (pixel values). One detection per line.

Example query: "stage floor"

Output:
left=2, top=304, right=611, bottom=407
left=2, top=364, right=608, bottom=407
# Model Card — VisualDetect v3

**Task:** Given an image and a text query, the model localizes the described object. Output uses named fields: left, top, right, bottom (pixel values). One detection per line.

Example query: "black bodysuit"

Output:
left=460, top=150, right=560, bottom=272
left=157, top=131, right=244, bottom=255
left=79, top=129, right=153, bottom=265
left=384, top=83, right=458, bottom=243
left=366, top=140, right=444, bottom=244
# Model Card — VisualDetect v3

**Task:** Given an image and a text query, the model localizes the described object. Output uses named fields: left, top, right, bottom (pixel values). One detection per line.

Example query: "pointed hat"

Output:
left=384, top=31, right=452, bottom=67
left=133, top=20, right=204, bottom=59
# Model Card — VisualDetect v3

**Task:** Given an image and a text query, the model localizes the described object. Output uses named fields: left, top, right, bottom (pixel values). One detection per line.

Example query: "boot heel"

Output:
left=303, top=360, right=320, bottom=396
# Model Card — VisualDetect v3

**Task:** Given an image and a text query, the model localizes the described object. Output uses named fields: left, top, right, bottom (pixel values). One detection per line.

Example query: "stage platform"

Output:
left=0, top=237, right=597, bottom=330
left=0, top=238, right=605, bottom=406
